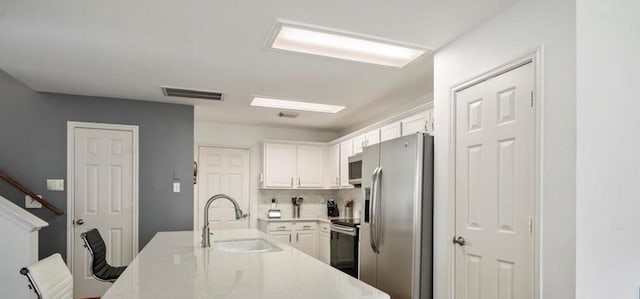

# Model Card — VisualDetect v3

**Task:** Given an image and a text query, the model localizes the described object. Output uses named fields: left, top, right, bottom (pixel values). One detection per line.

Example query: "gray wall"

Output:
left=0, top=70, right=194, bottom=259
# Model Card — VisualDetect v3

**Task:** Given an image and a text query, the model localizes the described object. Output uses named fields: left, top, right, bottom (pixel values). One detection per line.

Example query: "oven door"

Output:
left=330, top=224, right=359, bottom=278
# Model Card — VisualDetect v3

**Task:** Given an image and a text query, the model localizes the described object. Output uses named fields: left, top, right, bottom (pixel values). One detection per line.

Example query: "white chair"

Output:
left=20, top=253, right=73, bottom=299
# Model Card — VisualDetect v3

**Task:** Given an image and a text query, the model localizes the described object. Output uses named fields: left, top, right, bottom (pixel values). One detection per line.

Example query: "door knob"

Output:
left=74, top=219, right=84, bottom=226
left=453, top=236, right=466, bottom=246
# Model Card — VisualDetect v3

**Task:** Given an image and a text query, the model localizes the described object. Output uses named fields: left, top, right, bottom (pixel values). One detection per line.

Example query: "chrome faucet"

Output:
left=202, top=194, right=247, bottom=247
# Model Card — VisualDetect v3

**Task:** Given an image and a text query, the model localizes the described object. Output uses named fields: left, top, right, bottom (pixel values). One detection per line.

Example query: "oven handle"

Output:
left=331, top=224, right=357, bottom=236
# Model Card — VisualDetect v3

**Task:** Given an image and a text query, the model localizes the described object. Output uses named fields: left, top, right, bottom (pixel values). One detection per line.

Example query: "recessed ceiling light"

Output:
left=269, top=21, right=428, bottom=68
left=250, top=97, right=345, bottom=114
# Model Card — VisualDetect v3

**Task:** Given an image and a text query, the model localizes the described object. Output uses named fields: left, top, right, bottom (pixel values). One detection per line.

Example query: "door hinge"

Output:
left=529, top=217, right=534, bottom=235
left=529, top=91, right=534, bottom=107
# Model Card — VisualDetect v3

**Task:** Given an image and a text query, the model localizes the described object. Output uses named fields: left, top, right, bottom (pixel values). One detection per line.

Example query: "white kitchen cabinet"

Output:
left=258, top=220, right=320, bottom=258
left=380, top=121, right=402, bottom=142
left=339, top=140, right=353, bottom=188
left=295, top=230, right=318, bottom=257
left=401, top=112, right=427, bottom=136
left=297, top=145, right=325, bottom=188
left=263, top=143, right=297, bottom=188
left=426, top=109, right=434, bottom=133
left=352, top=134, right=365, bottom=154
left=319, top=223, right=331, bottom=264
left=271, top=231, right=292, bottom=244
left=364, top=129, right=380, bottom=147
left=327, top=143, right=340, bottom=188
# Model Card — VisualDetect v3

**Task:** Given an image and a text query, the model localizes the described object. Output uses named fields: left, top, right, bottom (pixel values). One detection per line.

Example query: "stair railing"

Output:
left=0, top=170, right=64, bottom=215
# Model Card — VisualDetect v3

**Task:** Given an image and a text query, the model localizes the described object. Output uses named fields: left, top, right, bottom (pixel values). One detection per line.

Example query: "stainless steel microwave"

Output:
left=348, top=153, right=362, bottom=186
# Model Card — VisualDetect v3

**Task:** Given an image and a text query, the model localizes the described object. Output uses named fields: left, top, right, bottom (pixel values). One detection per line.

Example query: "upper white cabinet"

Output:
left=263, top=143, right=297, bottom=188
left=401, top=112, right=427, bottom=136
left=353, top=134, right=365, bottom=154
left=339, top=140, right=353, bottom=188
left=327, top=143, right=340, bottom=188
left=297, top=145, right=325, bottom=188
left=365, top=129, right=381, bottom=146
left=380, top=121, right=402, bottom=142
left=426, top=109, right=434, bottom=133
left=262, top=142, right=324, bottom=189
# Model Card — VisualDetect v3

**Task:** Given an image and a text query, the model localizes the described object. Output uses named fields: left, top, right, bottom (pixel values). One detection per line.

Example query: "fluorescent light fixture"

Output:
left=269, top=22, right=428, bottom=67
left=250, top=97, right=345, bottom=114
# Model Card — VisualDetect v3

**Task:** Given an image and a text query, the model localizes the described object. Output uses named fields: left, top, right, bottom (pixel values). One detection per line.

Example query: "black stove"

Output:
left=331, top=218, right=361, bottom=227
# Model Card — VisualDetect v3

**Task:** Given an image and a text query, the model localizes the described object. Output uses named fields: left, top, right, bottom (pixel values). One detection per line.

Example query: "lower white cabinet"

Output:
left=259, top=219, right=330, bottom=264
left=319, top=223, right=331, bottom=264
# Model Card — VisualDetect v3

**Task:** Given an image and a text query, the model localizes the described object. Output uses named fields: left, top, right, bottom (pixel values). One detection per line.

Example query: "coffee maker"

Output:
left=327, top=199, right=339, bottom=217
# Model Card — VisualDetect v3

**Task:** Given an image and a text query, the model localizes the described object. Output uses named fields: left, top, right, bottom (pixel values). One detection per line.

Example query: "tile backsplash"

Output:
left=257, top=188, right=364, bottom=219
left=257, top=189, right=337, bottom=219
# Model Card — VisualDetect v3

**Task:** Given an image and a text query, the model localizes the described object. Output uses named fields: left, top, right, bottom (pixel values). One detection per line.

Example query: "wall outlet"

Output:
left=173, top=182, right=181, bottom=193
left=25, top=195, right=43, bottom=209
left=46, top=179, right=65, bottom=191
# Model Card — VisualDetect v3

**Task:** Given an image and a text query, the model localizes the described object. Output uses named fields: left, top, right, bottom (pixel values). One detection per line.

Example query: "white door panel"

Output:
left=198, top=147, right=250, bottom=230
left=73, top=128, right=135, bottom=298
left=454, top=63, right=535, bottom=299
left=365, top=129, right=381, bottom=146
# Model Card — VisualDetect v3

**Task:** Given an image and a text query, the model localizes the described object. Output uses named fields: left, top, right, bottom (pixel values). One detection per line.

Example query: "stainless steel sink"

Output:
left=213, top=238, right=282, bottom=253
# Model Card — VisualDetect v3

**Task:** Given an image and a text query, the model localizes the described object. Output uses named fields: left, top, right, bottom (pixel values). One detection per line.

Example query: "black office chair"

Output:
left=80, top=228, right=127, bottom=283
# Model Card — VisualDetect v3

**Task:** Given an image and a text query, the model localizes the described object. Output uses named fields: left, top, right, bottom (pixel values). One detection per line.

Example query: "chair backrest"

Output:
left=80, top=228, right=109, bottom=280
left=20, top=253, right=73, bottom=299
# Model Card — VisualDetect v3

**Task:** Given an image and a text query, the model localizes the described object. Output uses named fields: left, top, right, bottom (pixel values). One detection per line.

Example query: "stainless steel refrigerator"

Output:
left=360, top=133, right=433, bottom=299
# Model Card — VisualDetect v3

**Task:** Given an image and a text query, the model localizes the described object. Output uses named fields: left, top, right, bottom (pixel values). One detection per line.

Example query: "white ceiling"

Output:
left=0, top=0, right=517, bottom=131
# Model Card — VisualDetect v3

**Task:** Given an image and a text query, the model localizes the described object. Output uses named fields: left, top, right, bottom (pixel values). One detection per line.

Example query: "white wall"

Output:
left=432, top=0, right=576, bottom=298
left=194, top=122, right=339, bottom=228
left=576, top=1, right=640, bottom=298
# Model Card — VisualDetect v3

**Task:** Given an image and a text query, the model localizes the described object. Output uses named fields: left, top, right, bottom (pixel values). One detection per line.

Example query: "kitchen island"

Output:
left=102, top=229, right=389, bottom=299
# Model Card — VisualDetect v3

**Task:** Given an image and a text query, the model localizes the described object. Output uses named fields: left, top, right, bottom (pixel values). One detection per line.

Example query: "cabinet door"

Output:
left=426, top=109, right=434, bottom=133
left=352, top=135, right=365, bottom=154
left=327, top=143, right=340, bottom=188
left=297, top=145, right=325, bottom=188
left=365, top=129, right=381, bottom=146
left=339, top=140, right=353, bottom=188
left=380, top=121, right=402, bottom=142
left=263, top=143, right=297, bottom=188
left=401, top=112, right=427, bottom=136
left=319, top=232, right=331, bottom=264
left=295, top=230, right=318, bottom=258
left=271, top=231, right=292, bottom=244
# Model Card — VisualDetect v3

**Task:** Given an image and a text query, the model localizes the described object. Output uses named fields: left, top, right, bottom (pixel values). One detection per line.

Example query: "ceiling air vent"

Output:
left=162, top=87, right=224, bottom=101
left=278, top=112, right=299, bottom=118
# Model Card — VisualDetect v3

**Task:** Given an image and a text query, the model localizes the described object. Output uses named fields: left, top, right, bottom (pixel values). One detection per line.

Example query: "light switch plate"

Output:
left=173, top=182, right=181, bottom=193
left=46, top=179, right=65, bottom=191
left=25, top=195, right=43, bottom=209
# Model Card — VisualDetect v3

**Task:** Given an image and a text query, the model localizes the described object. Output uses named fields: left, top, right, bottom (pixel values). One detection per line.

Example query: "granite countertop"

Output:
left=102, top=229, right=388, bottom=299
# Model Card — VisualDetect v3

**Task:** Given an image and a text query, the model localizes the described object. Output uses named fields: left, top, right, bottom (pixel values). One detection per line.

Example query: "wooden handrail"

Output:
left=0, top=170, right=64, bottom=215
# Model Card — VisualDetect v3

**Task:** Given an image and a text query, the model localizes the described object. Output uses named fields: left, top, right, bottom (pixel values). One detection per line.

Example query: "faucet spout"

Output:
left=201, top=194, right=246, bottom=247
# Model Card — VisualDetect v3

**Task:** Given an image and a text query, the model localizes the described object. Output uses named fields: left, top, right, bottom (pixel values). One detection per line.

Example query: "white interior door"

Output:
left=454, top=63, right=535, bottom=299
left=72, top=127, right=135, bottom=298
left=198, top=147, right=250, bottom=230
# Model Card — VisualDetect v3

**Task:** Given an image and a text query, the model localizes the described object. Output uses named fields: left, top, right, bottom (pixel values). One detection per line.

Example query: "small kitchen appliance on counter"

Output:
left=292, top=196, right=303, bottom=218
left=327, top=199, right=339, bottom=217
left=268, top=198, right=281, bottom=218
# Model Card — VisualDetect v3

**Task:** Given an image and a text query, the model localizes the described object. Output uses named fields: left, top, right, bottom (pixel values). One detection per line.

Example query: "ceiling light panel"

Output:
left=251, top=97, right=345, bottom=113
left=270, top=22, right=428, bottom=67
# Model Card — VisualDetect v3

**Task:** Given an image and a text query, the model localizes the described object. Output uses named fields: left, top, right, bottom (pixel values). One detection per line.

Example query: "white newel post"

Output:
left=0, top=195, right=49, bottom=299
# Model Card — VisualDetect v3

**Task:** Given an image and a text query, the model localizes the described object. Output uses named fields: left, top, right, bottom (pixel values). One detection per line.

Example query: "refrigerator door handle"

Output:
left=374, top=167, right=382, bottom=253
left=370, top=166, right=381, bottom=253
